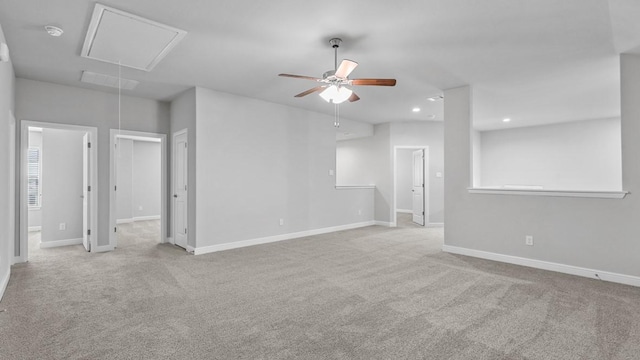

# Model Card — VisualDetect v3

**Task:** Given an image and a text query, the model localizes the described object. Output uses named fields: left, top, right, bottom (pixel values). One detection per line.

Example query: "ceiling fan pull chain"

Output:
left=334, top=104, right=340, bottom=127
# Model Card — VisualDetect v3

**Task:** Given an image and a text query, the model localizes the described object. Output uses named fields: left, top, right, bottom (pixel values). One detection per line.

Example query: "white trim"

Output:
left=39, top=238, right=83, bottom=249
left=374, top=221, right=394, bottom=227
left=468, top=188, right=628, bottom=199
left=192, top=221, right=375, bottom=256
left=110, top=129, right=168, bottom=249
left=427, top=222, right=444, bottom=228
left=335, top=185, right=376, bottom=190
left=186, top=245, right=195, bottom=254
left=28, top=226, right=41, bottom=232
left=442, top=245, right=640, bottom=288
left=133, top=215, right=160, bottom=221
left=396, top=209, right=412, bottom=214
left=0, top=270, right=9, bottom=302
left=20, top=121, right=98, bottom=262
left=92, top=244, right=115, bottom=253
left=116, top=215, right=160, bottom=224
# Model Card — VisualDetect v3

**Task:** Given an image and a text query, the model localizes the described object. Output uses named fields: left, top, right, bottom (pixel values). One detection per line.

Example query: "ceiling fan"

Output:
left=279, top=38, right=396, bottom=104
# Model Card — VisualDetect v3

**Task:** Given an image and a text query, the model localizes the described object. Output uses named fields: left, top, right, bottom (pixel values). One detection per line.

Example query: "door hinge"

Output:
left=87, top=229, right=91, bottom=235
left=88, top=142, right=91, bottom=148
left=114, top=227, right=117, bottom=232
left=184, top=185, right=187, bottom=191
left=87, top=185, right=91, bottom=192
left=422, top=211, right=425, bottom=215
left=114, top=185, right=117, bottom=191
left=184, top=143, right=187, bottom=148
left=184, top=228, right=187, bottom=234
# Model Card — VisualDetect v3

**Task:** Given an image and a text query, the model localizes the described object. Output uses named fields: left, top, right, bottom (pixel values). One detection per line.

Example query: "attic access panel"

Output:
left=81, top=4, right=187, bottom=72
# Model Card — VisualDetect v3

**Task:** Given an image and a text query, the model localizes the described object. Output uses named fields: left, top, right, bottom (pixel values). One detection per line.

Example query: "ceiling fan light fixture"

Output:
left=320, top=85, right=352, bottom=104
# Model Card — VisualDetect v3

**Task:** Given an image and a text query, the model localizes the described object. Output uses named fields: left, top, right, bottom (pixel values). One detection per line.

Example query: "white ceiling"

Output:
left=1, top=0, right=640, bottom=130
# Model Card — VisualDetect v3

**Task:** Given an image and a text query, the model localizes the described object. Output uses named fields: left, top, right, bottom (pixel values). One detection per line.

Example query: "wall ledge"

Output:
left=335, top=185, right=375, bottom=190
left=443, top=245, right=640, bottom=288
left=468, top=188, right=628, bottom=199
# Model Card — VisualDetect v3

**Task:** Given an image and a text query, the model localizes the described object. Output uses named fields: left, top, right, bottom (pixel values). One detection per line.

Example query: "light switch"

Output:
left=329, top=169, right=335, bottom=176
left=436, top=172, right=443, bottom=178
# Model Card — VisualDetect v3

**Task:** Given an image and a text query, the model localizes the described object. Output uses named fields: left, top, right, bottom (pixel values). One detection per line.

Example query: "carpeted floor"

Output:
left=2, top=217, right=640, bottom=359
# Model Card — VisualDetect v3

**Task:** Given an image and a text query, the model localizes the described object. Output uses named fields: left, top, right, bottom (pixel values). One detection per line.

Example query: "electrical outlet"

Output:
left=279, top=219, right=284, bottom=226
left=525, top=235, right=534, bottom=246
left=329, top=169, right=335, bottom=176
left=59, top=223, right=66, bottom=231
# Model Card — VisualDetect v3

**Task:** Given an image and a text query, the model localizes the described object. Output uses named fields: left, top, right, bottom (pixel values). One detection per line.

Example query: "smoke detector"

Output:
left=45, top=25, right=64, bottom=37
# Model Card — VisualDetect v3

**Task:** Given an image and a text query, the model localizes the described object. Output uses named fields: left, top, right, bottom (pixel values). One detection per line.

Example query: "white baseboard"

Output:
left=396, top=209, right=412, bottom=214
left=374, top=221, right=393, bottom=227
left=186, top=245, right=195, bottom=254
left=166, top=237, right=174, bottom=245
left=442, top=245, right=640, bottom=288
left=193, top=221, right=375, bottom=256
left=0, top=268, right=9, bottom=302
left=39, top=238, right=83, bottom=249
left=427, top=222, right=444, bottom=228
left=92, top=244, right=115, bottom=253
left=116, top=218, right=133, bottom=224
left=133, top=215, right=160, bottom=221
left=28, top=226, right=41, bottom=232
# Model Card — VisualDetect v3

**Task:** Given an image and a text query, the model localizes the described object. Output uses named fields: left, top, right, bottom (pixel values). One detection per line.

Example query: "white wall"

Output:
left=395, top=149, right=413, bottom=211
left=116, top=138, right=161, bottom=222
left=0, top=22, right=16, bottom=300
left=132, top=141, right=161, bottom=218
left=40, top=129, right=84, bottom=243
left=191, top=87, right=374, bottom=249
left=15, top=78, right=170, bottom=251
left=479, top=118, right=621, bottom=191
left=27, top=129, right=42, bottom=228
left=116, top=138, right=133, bottom=221
left=443, top=54, right=640, bottom=282
left=337, top=121, right=445, bottom=224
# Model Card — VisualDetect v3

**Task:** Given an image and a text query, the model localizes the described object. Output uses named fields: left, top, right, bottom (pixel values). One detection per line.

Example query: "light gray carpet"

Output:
left=2, top=217, right=640, bottom=359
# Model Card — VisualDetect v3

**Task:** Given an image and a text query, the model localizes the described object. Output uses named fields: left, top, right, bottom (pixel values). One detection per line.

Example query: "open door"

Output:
left=412, top=149, right=425, bottom=226
left=82, top=133, right=91, bottom=252
left=173, top=131, right=188, bottom=249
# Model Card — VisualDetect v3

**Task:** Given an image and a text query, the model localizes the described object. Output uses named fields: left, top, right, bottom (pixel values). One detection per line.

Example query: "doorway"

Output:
left=109, top=130, right=167, bottom=249
left=393, top=146, right=429, bottom=228
left=172, top=129, right=188, bottom=250
left=19, top=121, right=98, bottom=262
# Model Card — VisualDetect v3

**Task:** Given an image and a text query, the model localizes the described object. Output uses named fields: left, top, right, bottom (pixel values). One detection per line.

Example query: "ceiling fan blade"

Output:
left=351, top=78, right=397, bottom=86
left=348, top=92, right=360, bottom=102
left=279, top=73, right=322, bottom=81
left=294, top=86, right=326, bottom=97
left=335, top=60, right=358, bottom=78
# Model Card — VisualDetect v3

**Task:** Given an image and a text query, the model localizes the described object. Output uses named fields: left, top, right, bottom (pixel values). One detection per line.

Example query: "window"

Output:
left=28, top=147, right=41, bottom=207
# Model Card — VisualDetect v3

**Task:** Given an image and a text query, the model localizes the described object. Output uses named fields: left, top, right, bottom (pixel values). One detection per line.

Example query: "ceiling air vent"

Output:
left=80, top=70, right=139, bottom=90
left=81, top=4, right=187, bottom=71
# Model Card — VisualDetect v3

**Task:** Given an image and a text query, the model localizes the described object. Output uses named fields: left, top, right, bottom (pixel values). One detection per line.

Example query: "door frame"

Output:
left=18, top=120, right=98, bottom=263
left=172, top=129, right=188, bottom=250
left=109, top=129, right=168, bottom=249
left=392, top=145, right=429, bottom=227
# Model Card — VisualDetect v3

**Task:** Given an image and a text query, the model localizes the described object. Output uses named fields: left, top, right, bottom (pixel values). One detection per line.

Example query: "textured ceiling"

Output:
left=1, top=0, right=640, bottom=130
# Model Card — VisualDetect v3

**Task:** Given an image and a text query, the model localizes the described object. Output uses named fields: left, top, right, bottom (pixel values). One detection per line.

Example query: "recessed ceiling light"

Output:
left=503, top=118, right=511, bottom=123
left=44, top=25, right=64, bottom=37
left=427, top=95, right=444, bottom=102
left=412, top=107, right=421, bottom=112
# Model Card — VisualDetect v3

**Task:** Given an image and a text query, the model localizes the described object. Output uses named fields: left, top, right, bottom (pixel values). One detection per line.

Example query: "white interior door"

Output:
left=82, top=133, right=91, bottom=251
left=412, top=149, right=425, bottom=226
left=173, top=131, right=188, bottom=249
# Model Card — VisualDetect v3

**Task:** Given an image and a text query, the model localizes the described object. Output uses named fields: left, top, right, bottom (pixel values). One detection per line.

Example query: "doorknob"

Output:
left=173, top=194, right=178, bottom=198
